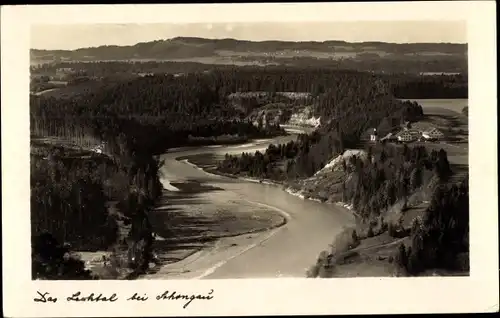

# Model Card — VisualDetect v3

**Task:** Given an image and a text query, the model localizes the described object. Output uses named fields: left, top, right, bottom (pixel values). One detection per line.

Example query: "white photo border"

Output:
left=1, top=2, right=498, bottom=316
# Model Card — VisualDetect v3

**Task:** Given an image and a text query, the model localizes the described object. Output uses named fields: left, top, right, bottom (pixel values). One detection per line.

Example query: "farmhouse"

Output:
left=396, top=129, right=421, bottom=142
left=422, top=128, right=445, bottom=141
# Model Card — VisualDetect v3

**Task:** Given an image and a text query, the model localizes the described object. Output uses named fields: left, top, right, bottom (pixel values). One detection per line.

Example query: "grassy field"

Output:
left=34, top=80, right=115, bottom=99
left=416, top=98, right=469, bottom=166
left=403, top=98, right=468, bottom=114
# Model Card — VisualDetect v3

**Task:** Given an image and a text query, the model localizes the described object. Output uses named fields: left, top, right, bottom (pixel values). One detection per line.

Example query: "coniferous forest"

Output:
left=30, top=62, right=468, bottom=279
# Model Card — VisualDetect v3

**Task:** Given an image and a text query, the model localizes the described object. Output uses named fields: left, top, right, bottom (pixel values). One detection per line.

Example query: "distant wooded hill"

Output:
left=31, top=36, right=467, bottom=63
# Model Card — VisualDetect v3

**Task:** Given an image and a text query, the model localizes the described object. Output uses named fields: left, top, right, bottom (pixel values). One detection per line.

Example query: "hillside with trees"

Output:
left=391, top=73, right=468, bottom=99
left=31, top=37, right=466, bottom=60
left=30, top=63, right=468, bottom=279
left=31, top=37, right=467, bottom=74
left=31, top=120, right=164, bottom=279
left=305, top=143, right=468, bottom=278
left=217, top=70, right=426, bottom=180
left=206, top=67, right=468, bottom=277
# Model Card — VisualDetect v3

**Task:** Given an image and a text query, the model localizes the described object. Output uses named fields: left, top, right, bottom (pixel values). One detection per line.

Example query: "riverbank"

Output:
left=177, top=152, right=402, bottom=278
left=152, top=136, right=357, bottom=278
left=180, top=153, right=356, bottom=215
left=181, top=135, right=468, bottom=278
left=139, top=175, right=290, bottom=279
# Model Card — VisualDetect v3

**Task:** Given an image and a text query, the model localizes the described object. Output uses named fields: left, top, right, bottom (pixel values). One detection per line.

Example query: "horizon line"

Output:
left=31, top=36, right=468, bottom=51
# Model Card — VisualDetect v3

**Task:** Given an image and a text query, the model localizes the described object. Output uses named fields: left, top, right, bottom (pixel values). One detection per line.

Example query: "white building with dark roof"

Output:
left=370, top=128, right=378, bottom=142
left=422, top=128, right=445, bottom=140
left=396, top=129, right=421, bottom=142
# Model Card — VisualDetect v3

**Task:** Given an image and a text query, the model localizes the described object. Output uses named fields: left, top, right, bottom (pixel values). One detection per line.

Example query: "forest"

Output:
left=397, top=176, right=469, bottom=274
left=31, top=61, right=221, bottom=78
left=217, top=132, right=323, bottom=180
left=30, top=65, right=467, bottom=279
left=305, top=143, right=468, bottom=277
left=32, top=61, right=467, bottom=99
left=217, top=72, right=426, bottom=180
left=31, top=117, right=164, bottom=279
left=390, top=73, right=468, bottom=99
left=31, top=54, right=468, bottom=77
left=343, top=144, right=452, bottom=222
left=343, top=143, right=468, bottom=274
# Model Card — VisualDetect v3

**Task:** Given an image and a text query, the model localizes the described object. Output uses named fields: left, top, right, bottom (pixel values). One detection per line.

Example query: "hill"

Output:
left=31, top=37, right=468, bottom=74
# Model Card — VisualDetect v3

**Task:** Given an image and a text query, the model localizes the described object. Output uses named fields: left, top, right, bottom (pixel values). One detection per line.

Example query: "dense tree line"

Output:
left=397, top=176, right=469, bottom=274
left=343, top=144, right=452, bottom=222
left=30, top=68, right=395, bottom=158
left=340, top=143, right=467, bottom=274
left=240, top=54, right=467, bottom=75
left=31, top=61, right=222, bottom=78
left=390, top=73, right=468, bottom=99
left=217, top=71, right=425, bottom=180
left=218, top=132, right=321, bottom=180
left=31, top=117, right=164, bottom=279
left=32, top=61, right=468, bottom=99
left=31, top=151, right=119, bottom=251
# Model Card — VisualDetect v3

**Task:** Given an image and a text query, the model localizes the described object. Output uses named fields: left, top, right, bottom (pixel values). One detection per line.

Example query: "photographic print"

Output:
left=29, top=20, right=470, bottom=281
left=2, top=2, right=498, bottom=317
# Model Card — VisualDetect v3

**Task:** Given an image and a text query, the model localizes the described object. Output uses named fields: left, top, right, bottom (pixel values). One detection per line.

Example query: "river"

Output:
left=156, top=128, right=355, bottom=279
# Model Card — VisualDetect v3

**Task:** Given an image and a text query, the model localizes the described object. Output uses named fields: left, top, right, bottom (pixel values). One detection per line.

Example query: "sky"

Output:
left=31, top=21, right=466, bottom=50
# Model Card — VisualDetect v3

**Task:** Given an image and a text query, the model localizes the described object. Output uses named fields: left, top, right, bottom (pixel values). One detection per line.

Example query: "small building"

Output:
left=422, top=128, right=445, bottom=141
left=396, top=129, right=421, bottom=143
left=370, top=128, right=378, bottom=142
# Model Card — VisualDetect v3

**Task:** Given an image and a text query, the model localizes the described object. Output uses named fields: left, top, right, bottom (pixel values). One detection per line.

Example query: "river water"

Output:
left=154, top=97, right=469, bottom=278
left=158, top=129, right=355, bottom=278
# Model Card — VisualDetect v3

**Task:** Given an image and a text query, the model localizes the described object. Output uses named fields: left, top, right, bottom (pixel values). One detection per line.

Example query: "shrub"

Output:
left=351, top=229, right=359, bottom=243
left=388, top=223, right=397, bottom=237
left=307, top=251, right=330, bottom=278
left=381, top=220, right=389, bottom=232
left=395, top=243, right=408, bottom=269
left=367, top=226, right=374, bottom=238
left=332, top=227, right=361, bottom=253
left=32, top=232, right=97, bottom=280
left=306, top=264, right=320, bottom=278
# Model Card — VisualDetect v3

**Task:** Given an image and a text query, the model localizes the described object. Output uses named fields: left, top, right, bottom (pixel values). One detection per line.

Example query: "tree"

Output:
left=32, top=232, right=95, bottom=280
left=351, top=229, right=359, bottom=243
left=377, top=117, right=392, bottom=135
left=396, top=243, right=408, bottom=269
left=434, top=149, right=452, bottom=181
left=410, top=166, right=423, bottom=190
